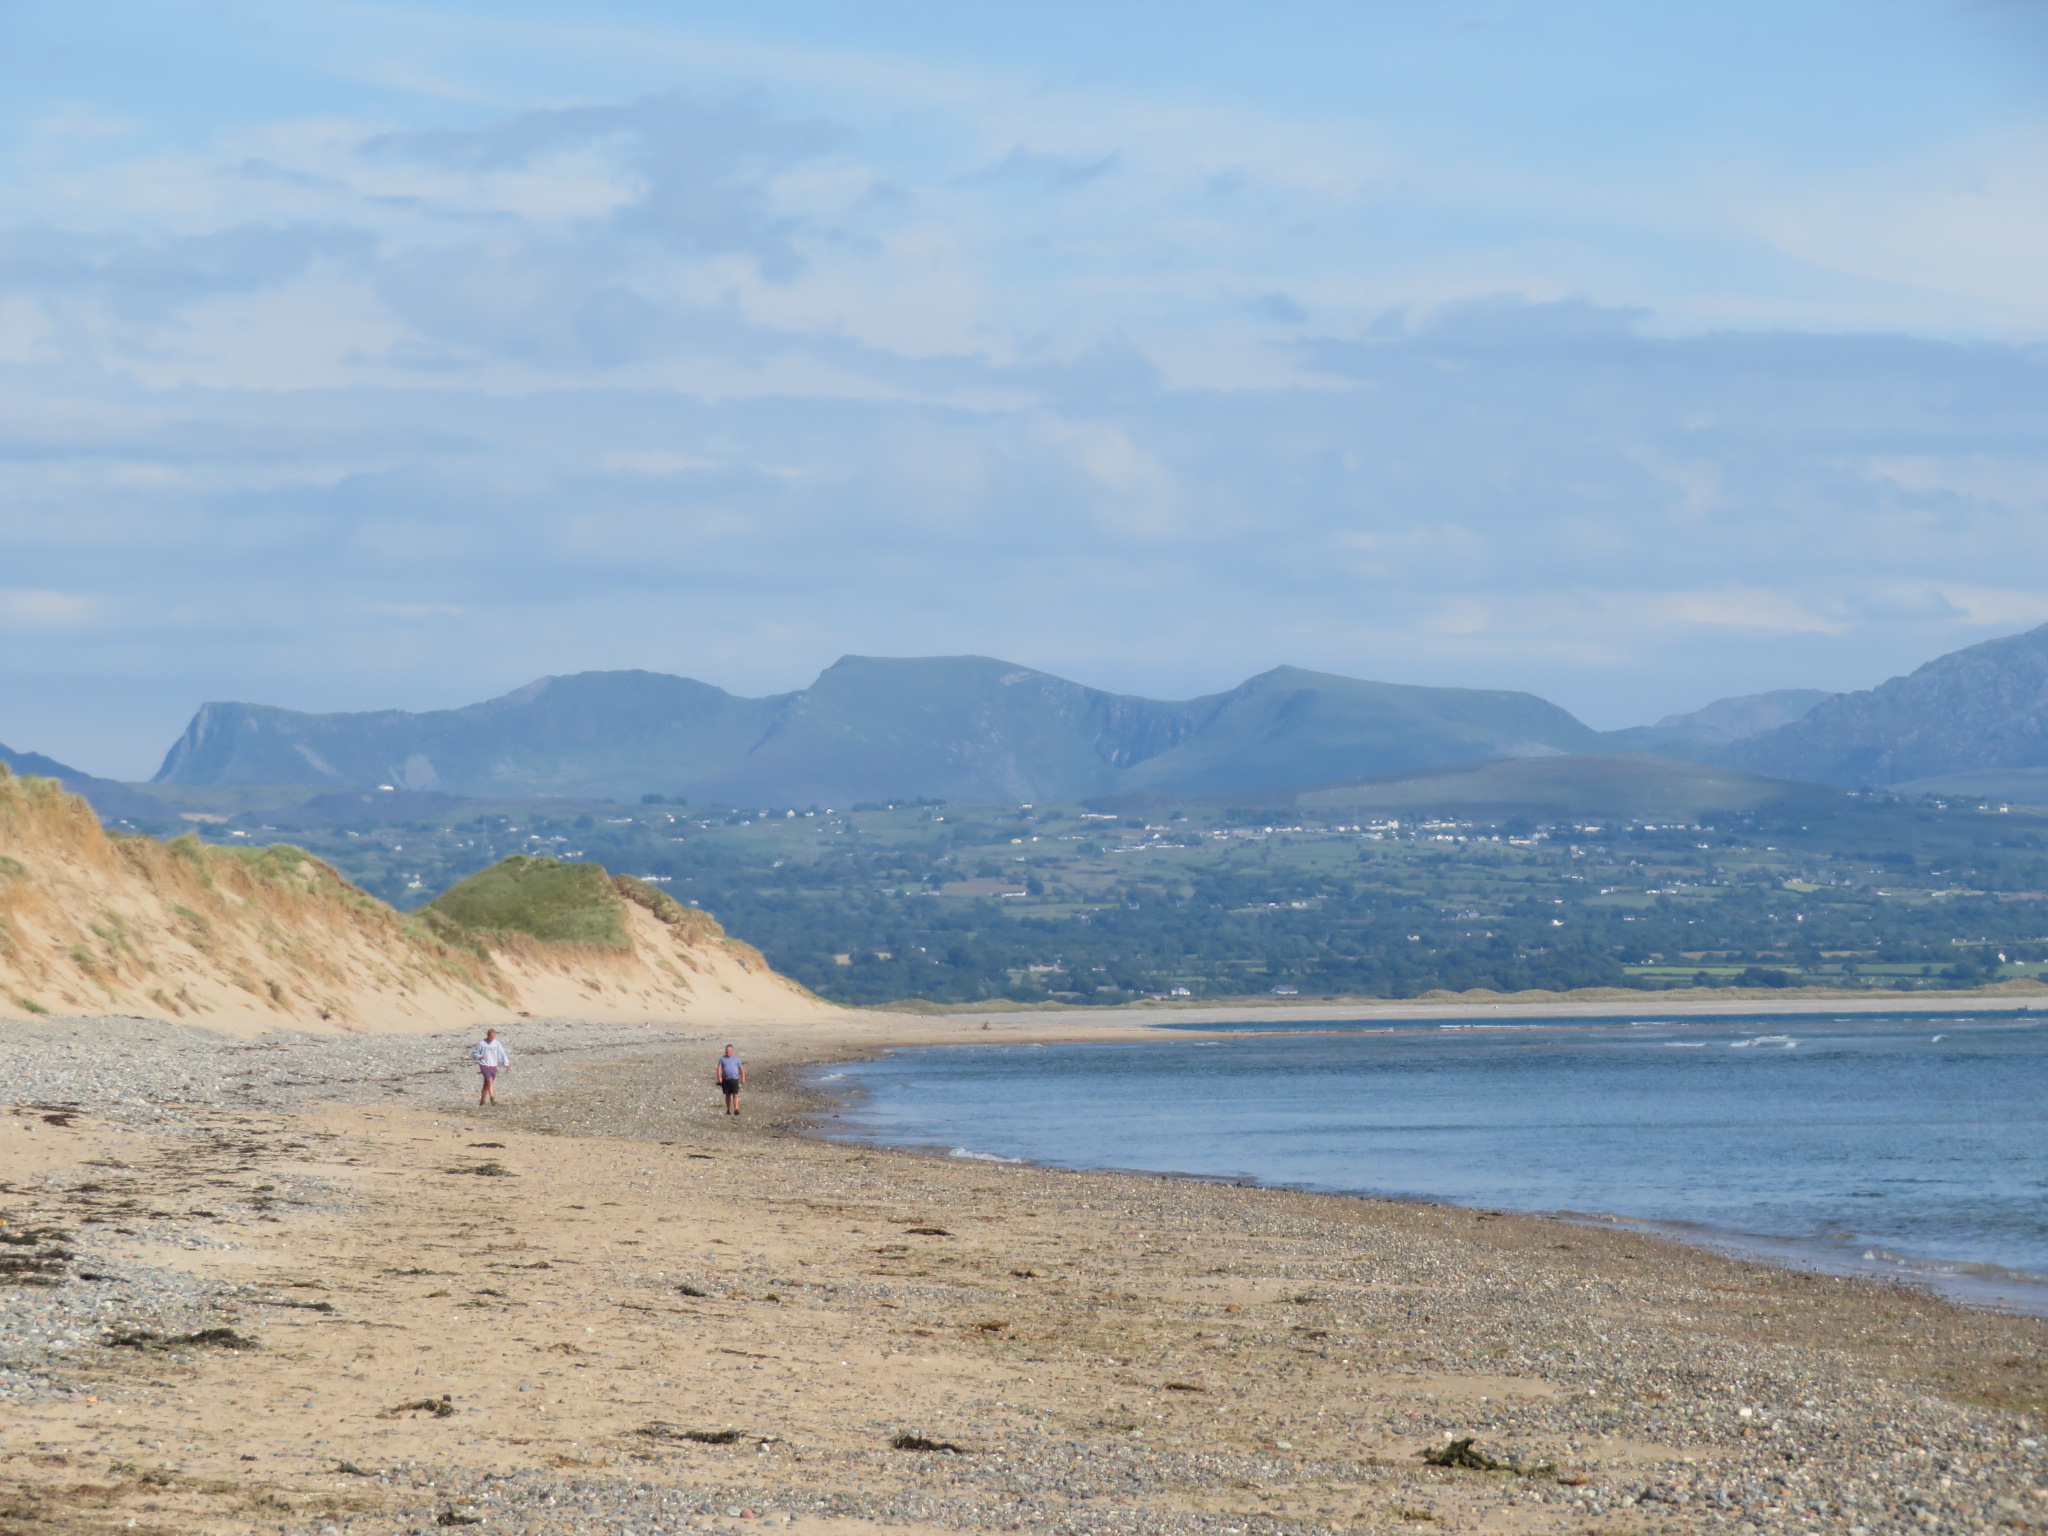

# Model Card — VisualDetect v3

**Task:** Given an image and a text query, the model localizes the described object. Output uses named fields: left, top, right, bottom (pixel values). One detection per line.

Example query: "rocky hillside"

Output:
left=149, top=656, right=1600, bottom=805
left=1728, top=623, right=2048, bottom=786
left=0, top=766, right=823, bottom=1033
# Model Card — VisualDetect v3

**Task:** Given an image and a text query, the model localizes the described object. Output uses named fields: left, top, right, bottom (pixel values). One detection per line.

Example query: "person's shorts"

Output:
left=478, top=1065, right=499, bottom=1081
left=720, top=1077, right=740, bottom=1094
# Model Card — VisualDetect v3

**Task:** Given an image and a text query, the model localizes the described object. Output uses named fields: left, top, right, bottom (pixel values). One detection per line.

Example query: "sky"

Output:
left=4, top=0, right=2048, bottom=777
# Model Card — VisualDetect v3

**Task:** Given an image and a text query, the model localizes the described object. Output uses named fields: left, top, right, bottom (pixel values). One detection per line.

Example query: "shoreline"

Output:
left=813, top=1117, right=2048, bottom=1322
left=879, top=986, right=2048, bottom=1032
left=0, top=1011, right=2042, bottom=1533
left=3, top=976, right=2034, bottom=1050
left=13, top=995, right=2041, bottom=1320
left=804, top=1003, right=2048, bottom=1319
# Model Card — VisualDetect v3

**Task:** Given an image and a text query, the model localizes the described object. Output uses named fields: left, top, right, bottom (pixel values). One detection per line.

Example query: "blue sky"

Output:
left=4, top=0, right=2048, bottom=775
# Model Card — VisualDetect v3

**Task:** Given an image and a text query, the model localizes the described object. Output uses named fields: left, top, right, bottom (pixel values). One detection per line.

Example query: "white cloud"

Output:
left=1863, top=454, right=2048, bottom=511
left=1879, top=585, right=2048, bottom=631
left=5, top=5, right=2048, bottom=769
left=1732, top=124, right=2048, bottom=332
left=598, top=450, right=718, bottom=476
left=369, top=599, right=465, bottom=617
left=1427, top=587, right=1845, bottom=643
left=0, top=590, right=103, bottom=631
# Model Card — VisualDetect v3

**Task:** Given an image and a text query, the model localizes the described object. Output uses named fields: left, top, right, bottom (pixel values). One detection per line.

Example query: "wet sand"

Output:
left=0, top=1016, right=2042, bottom=1535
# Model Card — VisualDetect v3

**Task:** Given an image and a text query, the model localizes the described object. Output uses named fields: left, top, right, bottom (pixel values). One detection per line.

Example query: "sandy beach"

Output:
left=0, top=1003, right=2041, bottom=1536
left=923, top=988, right=2048, bottom=1030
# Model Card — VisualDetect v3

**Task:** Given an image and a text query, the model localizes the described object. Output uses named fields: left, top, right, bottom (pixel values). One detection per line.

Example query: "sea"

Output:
left=815, top=1009, right=2048, bottom=1313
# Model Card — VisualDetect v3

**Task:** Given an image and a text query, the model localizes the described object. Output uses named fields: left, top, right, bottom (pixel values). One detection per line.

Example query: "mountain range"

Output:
left=1597, top=688, right=1837, bottom=762
left=0, top=742, right=85, bottom=782
left=0, top=742, right=170, bottom=822
left=1724, top=623, right=2048, bottom=789
left=148, top=656, right=1609, bottom=806
left=16, top=620, right=2048, bottom=814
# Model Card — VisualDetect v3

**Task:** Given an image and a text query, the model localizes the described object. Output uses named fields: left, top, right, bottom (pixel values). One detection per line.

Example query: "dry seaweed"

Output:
left=379, top=1395, right=457, bottom=1419
left=891, top=1433, right=966, bottom=1454
left=105, top=1327, right=256, bottom=1351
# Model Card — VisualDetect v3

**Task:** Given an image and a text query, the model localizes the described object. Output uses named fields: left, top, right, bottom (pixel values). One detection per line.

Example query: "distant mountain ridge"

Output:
left=1728, top=622, right=2048, bottom=786
left=0, top=742, right=168, bottom=824
left=0, top=742, right=85, bottom=781
left=1654, top=689, right=1838, bottom=741
left=153, top=656, right=1604, bottom=805
left=1595, top=688, right=1835, bottom=762
left=80, top=620, right=2048, bottom=810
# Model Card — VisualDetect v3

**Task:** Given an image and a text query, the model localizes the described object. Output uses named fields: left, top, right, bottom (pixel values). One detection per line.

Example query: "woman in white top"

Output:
left=471, top=1029, right=510, bottom=1106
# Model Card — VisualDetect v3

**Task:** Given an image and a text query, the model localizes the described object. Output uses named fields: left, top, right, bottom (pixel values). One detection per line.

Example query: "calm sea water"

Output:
left=818, top=1011, right=2048, bottom=1311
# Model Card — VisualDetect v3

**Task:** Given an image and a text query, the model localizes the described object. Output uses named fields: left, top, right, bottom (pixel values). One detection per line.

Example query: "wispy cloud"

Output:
left=1, top=0, right=2046, bottom=773
left=0, top=590, right=104, bottom=631
left=963, top=146, right=1121, bottom=191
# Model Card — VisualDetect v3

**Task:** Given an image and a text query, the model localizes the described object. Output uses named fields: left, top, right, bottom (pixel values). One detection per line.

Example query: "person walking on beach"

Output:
left=715, top=1044, right=746, bottom=1115
left=472, top=1028, right=510, bottom=1106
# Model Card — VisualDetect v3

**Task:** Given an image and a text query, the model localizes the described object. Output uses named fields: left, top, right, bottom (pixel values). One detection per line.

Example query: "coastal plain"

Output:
left=0, top=1008, right=2041, bottom=1536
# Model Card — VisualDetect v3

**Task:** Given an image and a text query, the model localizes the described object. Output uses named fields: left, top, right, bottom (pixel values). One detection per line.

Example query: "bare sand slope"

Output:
left=0, top=767, right=828, bottom=1035
left=488, top=896, right=824, bottom=1027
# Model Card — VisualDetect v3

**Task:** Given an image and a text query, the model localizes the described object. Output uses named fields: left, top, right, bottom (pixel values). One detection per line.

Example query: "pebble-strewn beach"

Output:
left=0, top=1012, right=2042, bottom=1536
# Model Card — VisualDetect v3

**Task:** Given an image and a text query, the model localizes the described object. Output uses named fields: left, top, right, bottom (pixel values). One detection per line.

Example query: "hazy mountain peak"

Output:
left=1, top=741, right=168, bottom=823
left=0, top=742, right=88, bottom=781
left=502, top=676, right=558, bottom=705
left=806, top=652, right=1065, bottom=691
left=151, top=656, right=1600, bottom=804
left=1653, top=688, right=1836, bottom=742
left=1728, top=622, right=2048, bottom=786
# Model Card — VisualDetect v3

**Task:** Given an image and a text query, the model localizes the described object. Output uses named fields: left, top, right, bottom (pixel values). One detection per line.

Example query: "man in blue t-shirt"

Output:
left=714, top=1044, right=746, bottom=1116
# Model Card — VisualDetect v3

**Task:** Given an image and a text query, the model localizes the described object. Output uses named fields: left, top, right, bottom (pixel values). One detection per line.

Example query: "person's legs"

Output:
left=722, top=1083, right=738, bottom=1115
left=479, top=1066, right=497, bottom=1105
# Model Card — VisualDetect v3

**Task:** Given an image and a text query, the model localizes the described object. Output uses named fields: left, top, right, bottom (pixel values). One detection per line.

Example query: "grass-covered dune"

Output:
left=426, top=855, right=641, bottom=948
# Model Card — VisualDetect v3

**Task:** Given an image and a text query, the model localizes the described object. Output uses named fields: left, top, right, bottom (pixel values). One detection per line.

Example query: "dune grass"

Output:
left=423, top=856, right=630, bottom=948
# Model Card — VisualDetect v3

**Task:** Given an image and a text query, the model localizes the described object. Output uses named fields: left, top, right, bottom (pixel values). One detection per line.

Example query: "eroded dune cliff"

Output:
left=0, top=766, right=826, bottom=1033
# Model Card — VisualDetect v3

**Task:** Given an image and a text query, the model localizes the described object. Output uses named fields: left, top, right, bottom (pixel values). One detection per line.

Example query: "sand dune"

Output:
left=0, top=766, right=829, bottom=1034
